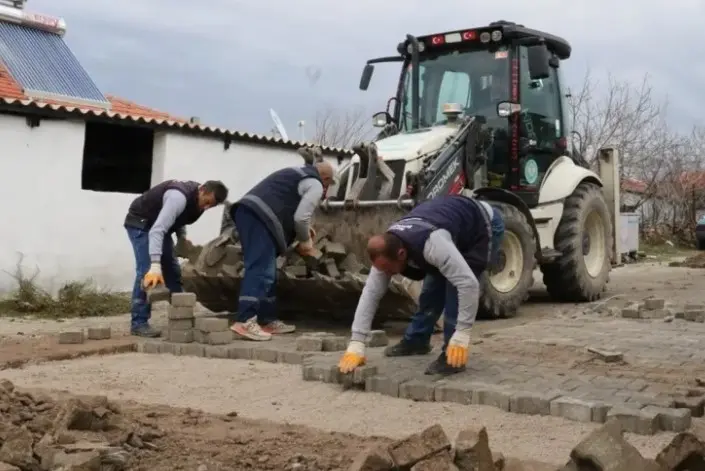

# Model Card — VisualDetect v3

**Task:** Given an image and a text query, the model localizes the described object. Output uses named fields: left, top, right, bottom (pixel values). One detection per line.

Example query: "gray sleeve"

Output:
left=423, top=229, right=480, bottom=331
left=293, top=178, right=324, bottom=242
left=148, top=190, right=188, bottom=263
left=350, top=267, right=391, bottom=342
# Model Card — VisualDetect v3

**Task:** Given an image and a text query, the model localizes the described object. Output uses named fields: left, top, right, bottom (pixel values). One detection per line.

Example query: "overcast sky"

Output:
left=30, top=0, right=705, bottom=137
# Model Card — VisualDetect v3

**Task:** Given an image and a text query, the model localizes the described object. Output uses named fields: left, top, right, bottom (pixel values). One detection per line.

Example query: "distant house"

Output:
left=0, top=2, right=349, bottom=293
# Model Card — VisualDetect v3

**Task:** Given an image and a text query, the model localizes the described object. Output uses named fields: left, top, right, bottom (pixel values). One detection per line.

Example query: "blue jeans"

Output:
left=234, top=206, right=278, bottom=324
left=403, top=273, right=460, bottom=352
left=126, top=227, right=182, bottom=330
left=489, top=207, right=505, bottom=266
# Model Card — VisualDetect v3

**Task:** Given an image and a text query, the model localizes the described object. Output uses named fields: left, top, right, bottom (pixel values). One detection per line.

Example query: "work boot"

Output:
left=130, top=324, right=161, bottom=338
left=384, top=338, right=432, bottom=357
left=424, top=352, right=466, bottom=376
left=261, top=320, right=296, bottom=334
left=231, top=317, right=272, bottom=341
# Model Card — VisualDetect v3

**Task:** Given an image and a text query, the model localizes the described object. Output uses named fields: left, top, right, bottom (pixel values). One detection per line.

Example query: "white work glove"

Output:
left=338, top=340, right=366, bottom=373
left=142, top=262, right=164, bottom=289
left=446, top=329, right=471, bottom=368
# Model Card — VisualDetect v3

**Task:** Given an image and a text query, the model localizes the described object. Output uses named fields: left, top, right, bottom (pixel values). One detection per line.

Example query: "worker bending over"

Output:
left=230, top=161, right=335, bottom=341
left=339, top=194, right=505, bottom=376
left=125, top=179, right=229, bottom=338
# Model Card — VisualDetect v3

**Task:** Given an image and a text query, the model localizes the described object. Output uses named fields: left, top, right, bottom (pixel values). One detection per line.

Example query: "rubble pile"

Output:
left=0, top=379, right=164, bottom=471
left=350, top=420, right=705, bottom=471
left=620, top=297, right=705, bottom=323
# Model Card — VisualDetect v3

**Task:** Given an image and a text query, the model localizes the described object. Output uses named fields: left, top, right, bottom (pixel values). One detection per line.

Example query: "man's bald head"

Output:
left=314, top=161, right=335, bottom=187
left=367, top=233, right=407, bottom=276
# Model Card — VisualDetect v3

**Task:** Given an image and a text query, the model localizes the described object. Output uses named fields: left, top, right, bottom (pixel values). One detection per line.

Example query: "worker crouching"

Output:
left=339, top=194, right=505, bottom=376
left=229, top=161, right=335, bottom=341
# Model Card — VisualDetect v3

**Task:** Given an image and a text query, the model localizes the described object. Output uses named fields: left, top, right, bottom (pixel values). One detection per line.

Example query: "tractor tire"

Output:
left=478, top=202, right=535, bottom=319
left=541, top=182, right=613, bottom=302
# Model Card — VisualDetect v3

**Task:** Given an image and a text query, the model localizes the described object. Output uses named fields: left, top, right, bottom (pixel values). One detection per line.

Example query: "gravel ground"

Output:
left=0, top=353, right=676, bottom=465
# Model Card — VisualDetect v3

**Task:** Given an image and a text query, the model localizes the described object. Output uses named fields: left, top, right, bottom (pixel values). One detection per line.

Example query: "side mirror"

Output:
left=497, top=101, right=521, bottom=117
left=527, top=44, right=550, bottom=80
left=360, top=64, right=374, bottom=91
left=372, top=111, right=390, bottom=128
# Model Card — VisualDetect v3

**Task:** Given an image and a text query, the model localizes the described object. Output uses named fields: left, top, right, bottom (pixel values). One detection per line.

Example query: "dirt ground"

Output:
left=0, top=260, right=703, bottom=469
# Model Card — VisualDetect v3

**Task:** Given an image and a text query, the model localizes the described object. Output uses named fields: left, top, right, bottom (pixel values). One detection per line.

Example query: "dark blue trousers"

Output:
left=403, top=273, right=459, bottom=352
left=234, top=206, right=278, bottom=324
left=126, top=227, right=182, bottom=330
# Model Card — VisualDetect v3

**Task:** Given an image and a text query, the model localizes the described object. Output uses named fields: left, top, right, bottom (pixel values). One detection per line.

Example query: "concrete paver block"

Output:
left=410, top=451, right=455, bottom=471
left=321, top=336, right=347, bottom=352
left=175, top=343, right=205, bottom=357
left=146, top=286, right=170, bottom=303
left=644, top=298, right=665, bottom=310
left=159, top=342, right=177, bottom=355
left=296, top=336, right=324, bottom=351
left=621, top=305, right=641, bottom=319
left=399, top=380, right=436, bottom=402
left=367, top=330, right=389, bottom=347
left=171, top=292, right=197, bottom=307
left=655, top=423, right=705, bottom=471
left=509, top=391, right=561, bottom=416
left=365, top=372, right=416, bottom=398
left=195, top=330, right=233, bottom=345
left=684, top=309, right=705, bottom=322
left=387, top=424, right=451, bottom=469
left=138, top=340, right=161, bottom=354
left=606, top=405, right=659, bottom=435
left=433, top=382, right=475, bottom=405
left=586, top=347, right=623, bottom=363
left=302, top=363, right=340, bottom=383
left=168, top=319, right=194, bottom=331
left=472, top=385, right=510, bottom=411
left=203, top=346, right=229, bottom=359
left=340, top=365, right=378, bottom=390
left=277, top=350, right=308, bottom=365
left=167, top=306, right=194, bottom=320
left=550, top=396, right=608, bottom=423
left=58, top=331, right=85, bottom=344
left=454, top=426, right=494, bottom=471
left=349, top=446, right=393, bottom=471
left=252, top=348, right=279, bottom=363
left=167, top=329, right=194, bottom=343
left=86, top=326, right=111, bottom=340
left=226, top=344, right=254, bottom=360
left=194, top=317, right=229, bottom=333
left=641, top=405, right=692, bottom=432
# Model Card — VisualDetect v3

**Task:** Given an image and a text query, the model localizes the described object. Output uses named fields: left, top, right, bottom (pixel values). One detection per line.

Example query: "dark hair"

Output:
left=368, top=233, right=405, bottom=261
left=201, top=180, right=229, bottom=204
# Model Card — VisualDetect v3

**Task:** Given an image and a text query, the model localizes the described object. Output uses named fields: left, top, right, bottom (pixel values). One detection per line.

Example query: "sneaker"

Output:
left=384, top=338, right=432, bottom=357
left=231, top=318, right=272, bottom=341
left=424, top=352, right=466, bottom=376
left=131, top=324, right=162, bottom=338
left=261, top=320, right=296, bottom=335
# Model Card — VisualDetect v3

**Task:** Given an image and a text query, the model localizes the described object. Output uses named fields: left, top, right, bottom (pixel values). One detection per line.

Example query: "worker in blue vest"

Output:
left=229, top=161, right=335, bottom=341
left=338, top=194, right=505, bottom=376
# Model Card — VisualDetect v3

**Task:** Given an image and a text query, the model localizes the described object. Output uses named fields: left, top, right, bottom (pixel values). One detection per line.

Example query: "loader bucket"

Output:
left=179, top=203, right=421, bottom=322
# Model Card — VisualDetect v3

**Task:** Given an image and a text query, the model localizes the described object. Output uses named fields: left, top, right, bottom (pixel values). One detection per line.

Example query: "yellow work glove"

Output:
left=338, top=340, right=366, bottom=373
left=142, top=263, right=165, bottom=289
left=446, top=329, right=471, bottom=368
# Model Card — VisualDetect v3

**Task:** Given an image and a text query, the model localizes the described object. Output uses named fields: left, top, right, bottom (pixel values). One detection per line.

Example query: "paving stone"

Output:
left=321, top=336, right=347, bottom=352
left=454, top=426, right=494, bottom=471
left=252, top=348, right=279, bottom=363
left=621, top=306, right=640, bottom=319
left=171, top=292, right=197, bottom=307
left=684, top=309, right=705, bottom=322
left=571, top=419, right=660, bottom=471
left=367, top=330, right=389, bottom=347
left=387, top=424, right=451, bottom=469
left=644, top=298, right=665, bottom=310
left=509, top=391, right=561, bottom=416
left=399, top=380, right=436, bottom=402
left=168, top=319, right=194, bottom=331
left=145, top=286, right=170, bottom=303
left=655, top=423, right=705, bottom=471
left=196, top=330, right=233, bottom=345
left=296, top=336, right=324, bottom=352
left=410, top=451, right=455, bottom=471
left=86, top=327, right=111, bottom=340
left=641, top=309, right=668, bottom=319
left=277, top=350, right=308, bottom=365
left=550, top=397, right=610, bottom=423
left=433, top=382, right=475, bottom=405
left=302, top=363, right=339, bottom=383
left=642, top=406, right=692, bottom=432
left=366, top=373, right=415, bottom=398
left=159, top=342, right=177, bottom=355
left=175, top=343, right=205, bottom=357
left=138, top=340, right=161, bottom=354
left=353, top=365, right=378, bottom=384
left=606, top=405, right=659, bottom=435
left=226, top=344, right=253, bottom=360
left=58, top=331, right=84, bottom=344
left=673, top=395, right=705, bottom=417
left=349, top=446, right=393, bottom=471
left=586, top=347, right=623, bottom=363
left=194, top=317, right=229, bottom=333
left=167, top=329, right=193, bottom=343
left=472, top=385, right=510, bottom=411
left=167, top=306, right=194, bottom=320
left=203, top=345, right=229, bottom=358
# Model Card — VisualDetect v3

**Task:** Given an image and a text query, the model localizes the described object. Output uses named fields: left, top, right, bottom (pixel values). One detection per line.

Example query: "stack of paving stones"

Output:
left=351, top=419, right=705, bottom=471
left=621, top=296, right=705, bottom=322
left=166, top=292, right=198, bottom=343
left=58, top=326, right=111, bottom=344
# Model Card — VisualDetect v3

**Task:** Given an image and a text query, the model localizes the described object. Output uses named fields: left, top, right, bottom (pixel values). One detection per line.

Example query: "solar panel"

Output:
left=0, top=21, right=109, bottom=106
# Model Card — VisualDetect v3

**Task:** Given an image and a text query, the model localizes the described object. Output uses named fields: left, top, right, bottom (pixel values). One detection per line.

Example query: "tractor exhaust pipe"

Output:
left=406, top=34, right=421, bottom=130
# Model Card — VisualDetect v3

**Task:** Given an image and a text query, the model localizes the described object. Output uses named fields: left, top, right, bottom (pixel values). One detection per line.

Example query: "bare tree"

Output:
left=313, top=106, right=372, bottom=149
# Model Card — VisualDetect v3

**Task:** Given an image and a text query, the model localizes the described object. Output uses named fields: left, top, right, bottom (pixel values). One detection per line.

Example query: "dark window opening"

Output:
left=81, top=121, right=154, bottom=193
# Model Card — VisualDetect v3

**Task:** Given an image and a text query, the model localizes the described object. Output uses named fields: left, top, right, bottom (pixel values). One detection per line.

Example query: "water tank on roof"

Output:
left=0, top=1, right=66, bottom=36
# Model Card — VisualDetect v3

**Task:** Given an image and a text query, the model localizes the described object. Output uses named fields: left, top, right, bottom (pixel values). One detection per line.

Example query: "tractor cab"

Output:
left=359, top=21, right=576, bottom=208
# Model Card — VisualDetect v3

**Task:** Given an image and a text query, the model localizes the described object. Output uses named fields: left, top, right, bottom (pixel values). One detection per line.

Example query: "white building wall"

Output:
left=0, top=113, right=339, bottom=294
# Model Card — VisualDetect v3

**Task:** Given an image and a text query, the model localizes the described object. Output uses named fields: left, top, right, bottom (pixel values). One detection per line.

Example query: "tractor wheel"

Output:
left=541, top=182, right=613, bottom=302
left=478, top=203, right=535, bottom=319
